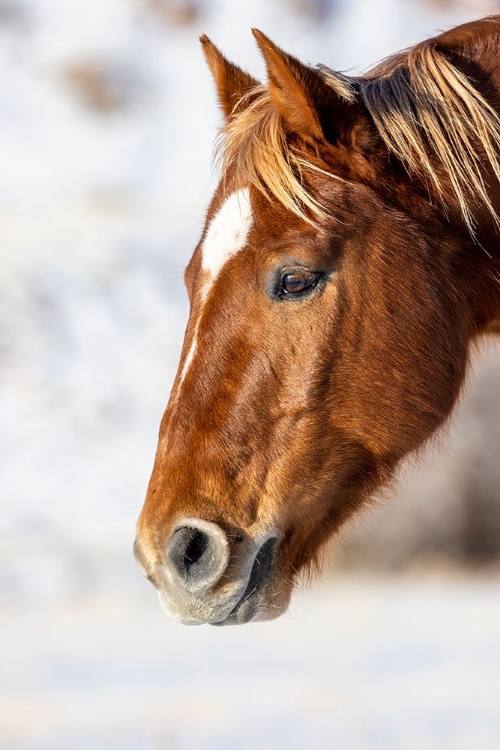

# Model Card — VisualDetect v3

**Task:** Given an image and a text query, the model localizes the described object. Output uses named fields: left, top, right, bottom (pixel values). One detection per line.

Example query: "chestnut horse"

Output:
left=135, top=17, right=500, bottom=625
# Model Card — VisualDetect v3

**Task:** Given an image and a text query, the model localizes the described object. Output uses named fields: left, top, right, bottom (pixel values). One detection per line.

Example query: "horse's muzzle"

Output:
left=136, top=518, right=284, bottom=625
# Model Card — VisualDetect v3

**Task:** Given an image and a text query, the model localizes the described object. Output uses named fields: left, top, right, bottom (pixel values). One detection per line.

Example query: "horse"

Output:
left=135, top=17, right=500, bottom=625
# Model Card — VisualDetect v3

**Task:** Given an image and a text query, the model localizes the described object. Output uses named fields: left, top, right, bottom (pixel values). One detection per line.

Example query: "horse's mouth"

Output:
left=211, top=536, right=279, bottom=626
left=154, top=531, right=292, bottom=626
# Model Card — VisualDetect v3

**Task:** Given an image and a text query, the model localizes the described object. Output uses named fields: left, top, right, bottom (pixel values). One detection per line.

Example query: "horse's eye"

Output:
left=281, top=271, right=319, bottom=296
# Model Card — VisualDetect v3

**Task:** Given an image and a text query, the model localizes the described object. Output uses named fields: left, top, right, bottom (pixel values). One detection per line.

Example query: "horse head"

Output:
left=135, top=21, right=500, bottom=624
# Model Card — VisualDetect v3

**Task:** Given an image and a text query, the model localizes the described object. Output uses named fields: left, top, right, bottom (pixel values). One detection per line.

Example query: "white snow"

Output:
left=2, top=574, right=500, bottom=749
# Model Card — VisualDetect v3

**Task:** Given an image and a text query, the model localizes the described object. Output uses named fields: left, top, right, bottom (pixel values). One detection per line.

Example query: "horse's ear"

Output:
left=252, top=29, right=356, bottom=143
left=200, top=35, right=260, bottom=120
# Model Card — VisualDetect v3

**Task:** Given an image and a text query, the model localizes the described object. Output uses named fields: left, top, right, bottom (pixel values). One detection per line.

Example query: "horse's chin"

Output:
left=158, top=580, right=291, bottom=626
left=211, top=579, right=293, bottom=626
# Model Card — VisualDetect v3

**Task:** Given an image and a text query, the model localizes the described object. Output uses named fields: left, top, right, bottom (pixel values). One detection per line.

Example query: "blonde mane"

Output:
left=216, top=40, right=500, bottom=234
left=215, top=85, right=334, bottom=224
left=362, top=41, right=500, bottom=234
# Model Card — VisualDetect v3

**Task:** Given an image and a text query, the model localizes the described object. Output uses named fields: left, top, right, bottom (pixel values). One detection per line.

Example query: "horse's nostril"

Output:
left=167, top=520, right=230, bottom=591
left=169, top=527, right=209, bottom=578
left=181, top=529, right=208, bottom=567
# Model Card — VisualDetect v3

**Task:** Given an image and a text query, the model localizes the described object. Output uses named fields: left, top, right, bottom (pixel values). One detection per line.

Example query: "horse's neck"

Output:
left=486, top=317, right=500, bottom=335
left=470, top=27, right=500, bottom=242
left=467, top=21, right=500, bottom=329
left=477, top=239, right=500, bottom=333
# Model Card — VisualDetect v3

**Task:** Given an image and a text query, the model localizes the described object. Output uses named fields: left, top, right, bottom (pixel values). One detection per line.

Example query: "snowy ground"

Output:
left=2, top=1, right=500, bottom=748
left=3, top=573, right=500, bottom=749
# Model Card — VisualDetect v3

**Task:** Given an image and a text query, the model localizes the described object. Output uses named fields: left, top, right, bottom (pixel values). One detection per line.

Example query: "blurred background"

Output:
left=1, top=0, right=500, bottom=748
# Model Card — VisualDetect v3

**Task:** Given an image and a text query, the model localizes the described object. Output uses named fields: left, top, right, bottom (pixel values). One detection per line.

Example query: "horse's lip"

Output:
left=210, top=536, right=277, bottom=626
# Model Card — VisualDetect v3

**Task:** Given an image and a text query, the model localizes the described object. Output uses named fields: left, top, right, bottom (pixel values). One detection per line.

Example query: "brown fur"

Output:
left=136, top=18, right=500, bottom=623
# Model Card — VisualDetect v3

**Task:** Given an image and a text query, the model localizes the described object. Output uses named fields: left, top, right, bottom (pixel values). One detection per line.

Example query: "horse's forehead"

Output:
left=202, top=188, right=254, bottom=279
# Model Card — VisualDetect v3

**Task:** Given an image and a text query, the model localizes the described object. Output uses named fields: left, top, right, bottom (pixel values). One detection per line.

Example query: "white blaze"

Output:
left=202, top=188, right=253, bottom=280
left=178, top=188, right=253, bottom=388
